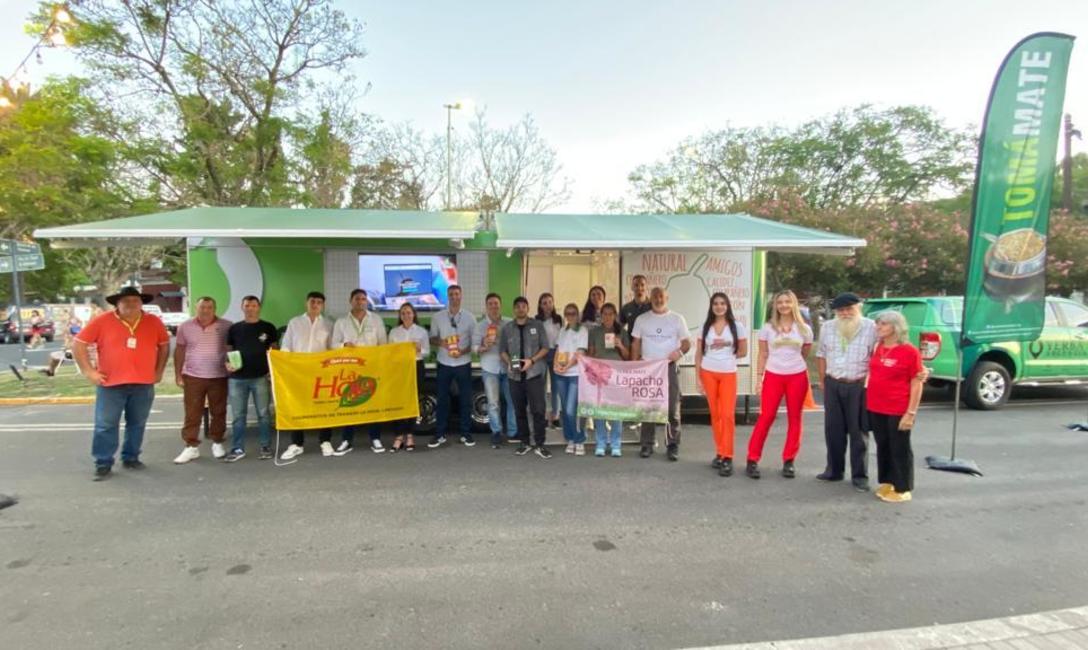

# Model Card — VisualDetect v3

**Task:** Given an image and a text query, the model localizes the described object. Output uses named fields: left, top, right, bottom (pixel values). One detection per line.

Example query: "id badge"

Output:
left=126, top=337, right=137, bottom=349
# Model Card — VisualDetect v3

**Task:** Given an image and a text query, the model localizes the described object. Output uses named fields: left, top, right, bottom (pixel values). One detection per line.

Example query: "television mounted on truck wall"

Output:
left=357, top=254, right=458, bottom=312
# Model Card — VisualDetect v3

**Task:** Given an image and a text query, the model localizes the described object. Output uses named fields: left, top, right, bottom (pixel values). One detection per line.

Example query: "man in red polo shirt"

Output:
left=73, top=287, right=170, bottom=481
left=173, top=297, right=232, bottom=464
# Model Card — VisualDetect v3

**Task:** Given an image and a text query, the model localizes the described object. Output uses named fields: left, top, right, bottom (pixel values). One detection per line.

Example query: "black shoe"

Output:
left=534, top=446, right=552, bottom=459
left=93, top=466, right=112, bottom=481
left=639, top=445, right=652, bottom=458
left=816, top=471, right=843, bottom=482
left=121, top=459, right=145, bottom=470
left=782, top=460, right=796, bottom=479
left=719, top=458, right=733, bottom=477
left=746, top=461, right=760, bottom=479
left=711, top=455, right=723, bottom=469
left=460, top=435, right=476, bottom=447
left=258, top=446, right=273, bottom=460
left=852, top=478, right=870, bottom=492
left=514, top=444, right=531, bottom=456
left=223, top=449, right=246, bottom=463
left=666, top=445, right=679, bottom=462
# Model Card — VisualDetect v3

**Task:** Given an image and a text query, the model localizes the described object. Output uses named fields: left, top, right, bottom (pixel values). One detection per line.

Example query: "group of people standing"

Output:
left=72, top=279, right=925, bottom=504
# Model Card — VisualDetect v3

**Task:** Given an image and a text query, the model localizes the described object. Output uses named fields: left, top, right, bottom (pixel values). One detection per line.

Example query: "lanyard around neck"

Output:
left=115, top=312, right=141, bottom=336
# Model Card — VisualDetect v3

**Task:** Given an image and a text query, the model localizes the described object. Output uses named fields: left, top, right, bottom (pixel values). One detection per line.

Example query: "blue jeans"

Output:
left=436, top=363, right=473, bottom=437
left=553, top=374, right=585, bottom=443
left=594, top=419, right=623, bottom=453
left=229, top=376, right=274, bottom=451
left=482, top=370, right=517, bottom=443
left=92, top=384, right=155, bottom=468
left=546, top=348, right=559, bottom=418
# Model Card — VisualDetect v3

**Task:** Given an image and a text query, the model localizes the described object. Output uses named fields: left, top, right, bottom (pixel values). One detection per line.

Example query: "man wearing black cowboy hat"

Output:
left=73, top=286, right=171, bottom=481
left=815, top=292, right=877, bottom=491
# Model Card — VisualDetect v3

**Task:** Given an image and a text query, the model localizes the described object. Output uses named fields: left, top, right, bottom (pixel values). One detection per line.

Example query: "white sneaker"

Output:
left=574, top=443, right=586, bottom=456
left=173, top=446, right=200, bottom=464
left=280, top=444, right=304, bottom=460
left=321, top=441, right=334, bottom=457
left=565, top=442, right=575, bottom=454
left=334, top=441, right=354, bottom=456
left=371, top=439, right=385, bottom=454
left=211, top=442, right=227, bottom=459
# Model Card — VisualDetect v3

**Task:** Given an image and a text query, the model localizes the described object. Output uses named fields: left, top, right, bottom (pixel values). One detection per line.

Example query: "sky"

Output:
left=2, top=0, right=1087, bottom=212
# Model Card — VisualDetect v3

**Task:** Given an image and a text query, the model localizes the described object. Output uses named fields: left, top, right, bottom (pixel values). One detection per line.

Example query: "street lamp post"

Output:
left=443, top=100, right=471, bottom=211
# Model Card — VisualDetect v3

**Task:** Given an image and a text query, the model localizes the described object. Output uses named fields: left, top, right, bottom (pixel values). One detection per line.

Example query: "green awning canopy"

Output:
left=34, top=207, right=480, bottom=245
left=494, top=212, right=865, bottom=253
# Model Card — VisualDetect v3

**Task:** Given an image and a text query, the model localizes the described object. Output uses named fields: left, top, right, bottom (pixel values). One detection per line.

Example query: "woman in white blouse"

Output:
left=553, top=303, right=589, bottom=455
left=389, top=303, right=430, bottom=451
left=747, top=290, right=813, bottom=480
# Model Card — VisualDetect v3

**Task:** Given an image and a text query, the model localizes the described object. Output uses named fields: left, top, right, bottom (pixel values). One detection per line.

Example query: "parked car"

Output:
left=1, top=307, right=56, bottom=344
left=160, top=311, right=190, bottom=334
left=864, top=296, right=1088, bottom=410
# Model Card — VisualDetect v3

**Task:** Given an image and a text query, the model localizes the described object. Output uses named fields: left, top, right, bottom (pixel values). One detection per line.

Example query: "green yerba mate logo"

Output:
left=339, top=376, right=378, bottom=408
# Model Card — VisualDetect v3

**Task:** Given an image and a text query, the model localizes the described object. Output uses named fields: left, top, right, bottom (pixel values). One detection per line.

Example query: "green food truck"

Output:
left=36, top=208, right=864, bottom=431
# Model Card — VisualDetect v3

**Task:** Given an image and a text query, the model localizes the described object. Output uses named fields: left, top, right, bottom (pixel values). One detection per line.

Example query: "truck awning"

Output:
left=34, top=207, right=480, bottom=246
left=494, top=212, right=865, bottom=254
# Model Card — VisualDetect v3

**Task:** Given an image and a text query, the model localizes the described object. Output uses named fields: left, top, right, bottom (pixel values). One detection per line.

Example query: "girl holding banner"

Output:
left=388, top=303, right=430, bottom=452
left=747, top=290, right=813, bottom=480
left=554, top=303, right=589, bottom=455
left=536, top=293, right=563, bottom=429
left=696, top=292, right=748, bottom=478
left=587, top=303, right=631, bottom=457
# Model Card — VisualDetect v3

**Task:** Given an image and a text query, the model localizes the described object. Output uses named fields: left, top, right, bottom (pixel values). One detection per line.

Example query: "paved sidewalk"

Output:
left=697, top=606, right=1088, bottom=649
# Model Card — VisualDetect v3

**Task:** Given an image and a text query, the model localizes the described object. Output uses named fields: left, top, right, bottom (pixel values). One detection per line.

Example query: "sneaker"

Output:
left=121, top=459, right=145, bottom=470
left=781, top=460, right=796, bottom=479
left=712, top=455, right=723, bottom=469
left=460, top=435, right=476, bottom=447
left=370, top=439, right=385, bottom=454
left=611, top=448, right=622, bottom=458
left=852, top=478, right=870, bottom=492
left=334, top=441, right=354, bottom=456
left=534, top=446, right=553, bottom=459
left=816, top=471, right=844, bottom=482
left=639, top=445, right=652, bottom=458
left=320, top=441, right=334, bottom=457
left=878, top=489, right=912, bottom=503
left=595, top=448, right=606, bottom=457
left=258, top=446, right=273, bottom=460
left=719, top=458, right=733, bottom=477
left=565, top=442, right=576, bottom=454
left=280, top=444, right=304, bottom=460
left=666, top=444, right=679, bottom=462
left=514, top=444, right=531, bottom=456
left=93, top=466, right=112, bottom=481
left=574, top=444, right=586, bottom=456
left=746, top=461, right=761, bottom=479
left=223, top=449, right=246, bottom=463
left=876, top=483, right=894, bottom=497
left=211, top=442, right=227, bottom=459
left=428, top=436, right=448, bottom=449
left=173, top=446, right=200, bottom=464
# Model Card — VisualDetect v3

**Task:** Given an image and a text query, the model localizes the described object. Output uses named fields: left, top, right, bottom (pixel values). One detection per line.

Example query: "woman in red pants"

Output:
left=696, top=292, right=748, bottom=478
left=747, top=290, right=813, bottom=479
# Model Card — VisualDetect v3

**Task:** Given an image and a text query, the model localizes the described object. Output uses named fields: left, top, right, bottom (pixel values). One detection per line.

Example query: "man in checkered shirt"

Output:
left=815, top=292, right=877, bottom=491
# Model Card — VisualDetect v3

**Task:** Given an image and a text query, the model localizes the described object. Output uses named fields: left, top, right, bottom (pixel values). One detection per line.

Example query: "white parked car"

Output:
left=160, top=311, right=190, bottom=334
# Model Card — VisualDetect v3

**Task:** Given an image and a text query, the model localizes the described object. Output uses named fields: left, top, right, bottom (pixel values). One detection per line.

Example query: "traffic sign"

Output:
left=0, top=239, right=45, bottom=274
left=0, top=241, right=11, bottom=256
left=14, top=253, right=44, bottom=271
left=14, top=242, right=40, bottom=255
left=0, top=257, right=10, bottom=273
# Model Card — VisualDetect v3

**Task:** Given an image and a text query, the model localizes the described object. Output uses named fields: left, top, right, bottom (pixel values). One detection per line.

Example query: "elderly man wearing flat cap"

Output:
left=815, top=292, right=877, bottom=491
left=73, top=287, right=171, bottom=481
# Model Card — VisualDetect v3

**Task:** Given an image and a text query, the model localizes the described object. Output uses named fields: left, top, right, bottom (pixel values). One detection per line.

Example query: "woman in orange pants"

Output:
left=696, top=292, right=749, bottom=477
left=747, top=290, right=813, bottom=480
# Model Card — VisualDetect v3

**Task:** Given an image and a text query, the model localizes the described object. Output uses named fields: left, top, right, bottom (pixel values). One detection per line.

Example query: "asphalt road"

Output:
left=1, top=393, right=1088, bottom=650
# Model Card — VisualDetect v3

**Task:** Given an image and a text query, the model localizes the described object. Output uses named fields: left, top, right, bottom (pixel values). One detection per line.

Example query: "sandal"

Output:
left=405, top=435, right=415, bottom=451
left=391, top=436, right=404, bottom=453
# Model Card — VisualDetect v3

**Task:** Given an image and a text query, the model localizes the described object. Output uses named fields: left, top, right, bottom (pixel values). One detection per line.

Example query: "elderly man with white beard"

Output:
left=815, top=293, right=878, bottom=491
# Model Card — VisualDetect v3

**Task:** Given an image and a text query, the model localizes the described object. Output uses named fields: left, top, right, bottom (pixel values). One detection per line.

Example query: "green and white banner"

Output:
left=961, top=32, right=1074, bottom=344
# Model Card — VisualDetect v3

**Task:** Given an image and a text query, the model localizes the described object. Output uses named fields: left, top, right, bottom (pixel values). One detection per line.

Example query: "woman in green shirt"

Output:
left=587, top=303, right=631, bottom=457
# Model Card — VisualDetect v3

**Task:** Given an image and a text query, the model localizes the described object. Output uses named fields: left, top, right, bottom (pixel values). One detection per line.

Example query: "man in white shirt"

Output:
left=330, top=289, right=389, bottom=455
left=428, top=284, right=477, bottom=448
left=279, top=291, right=334, bottom=461
left=473, top=292, right=516, bottom=448
left=631, top=287, right=691, bottom=461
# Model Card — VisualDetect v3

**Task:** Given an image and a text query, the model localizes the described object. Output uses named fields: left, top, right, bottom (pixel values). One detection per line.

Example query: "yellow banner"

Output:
left=269, top=343, right=419, bottom=430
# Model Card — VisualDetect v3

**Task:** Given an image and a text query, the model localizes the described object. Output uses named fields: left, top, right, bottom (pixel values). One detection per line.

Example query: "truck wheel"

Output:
left=471, top=390, right=491, bottom=432
left=417, top=380, right=437, bottom=433
left=963, top=361, right=1011, bottom=410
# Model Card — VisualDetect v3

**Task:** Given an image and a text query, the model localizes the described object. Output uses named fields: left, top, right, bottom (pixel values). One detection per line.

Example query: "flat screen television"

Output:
left=357, top=254, right=458, bottom=312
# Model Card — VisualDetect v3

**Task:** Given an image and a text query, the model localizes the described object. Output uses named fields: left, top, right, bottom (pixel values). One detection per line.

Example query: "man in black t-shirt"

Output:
left=224, top=295, right=279, bottom=461
left=620, top=274, right=652, bottom=337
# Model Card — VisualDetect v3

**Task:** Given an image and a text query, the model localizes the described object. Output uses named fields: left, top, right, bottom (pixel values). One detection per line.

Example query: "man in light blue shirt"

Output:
left=473, top=293, right=517, bottom=448
left=428, top=285, right=477, bottom=447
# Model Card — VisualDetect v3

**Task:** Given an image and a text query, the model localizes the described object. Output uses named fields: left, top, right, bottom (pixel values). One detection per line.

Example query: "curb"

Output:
left=689, top=605, right=1088, bottom=649
left=0, top=393, right=183, bottom=407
